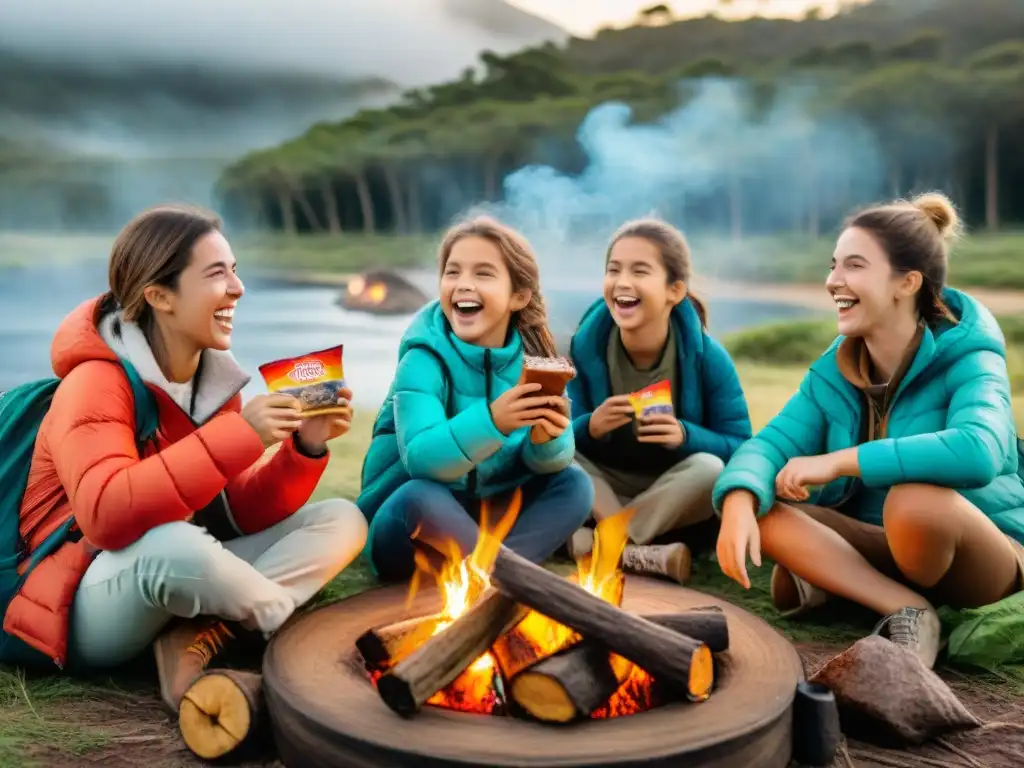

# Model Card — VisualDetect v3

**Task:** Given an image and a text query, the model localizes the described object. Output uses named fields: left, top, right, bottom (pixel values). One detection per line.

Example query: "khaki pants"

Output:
left=574, top=452, right=724, bottom=545
left=68, top=498, right=368, bottom=668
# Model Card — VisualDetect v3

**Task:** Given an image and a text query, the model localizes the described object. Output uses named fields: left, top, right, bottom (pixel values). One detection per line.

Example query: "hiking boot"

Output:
left=622, top=543, right=692, bottom=584
left=568, top=527, right=595, bottom=561
left=770, top=564, right=830, bottom=618
left=871, top=606, right=942, bottom=669
left=154, top=619, right=236, bottom=713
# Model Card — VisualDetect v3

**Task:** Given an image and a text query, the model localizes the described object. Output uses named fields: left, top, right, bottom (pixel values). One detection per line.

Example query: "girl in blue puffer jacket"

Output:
left=357, top=216, right=592, bottom=581
left=713, top=192, right=1024, bottom=669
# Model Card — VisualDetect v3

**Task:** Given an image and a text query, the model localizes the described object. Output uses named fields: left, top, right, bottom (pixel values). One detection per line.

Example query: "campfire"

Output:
left=355, top=491, right=729, bottom=724
left=346, top=275, right=389, bottom=306
left=339, top=269, right=429, bottom=315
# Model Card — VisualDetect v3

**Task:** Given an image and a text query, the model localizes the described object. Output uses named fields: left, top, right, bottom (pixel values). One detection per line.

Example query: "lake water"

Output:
left=0, top=262, right=813, bottom=406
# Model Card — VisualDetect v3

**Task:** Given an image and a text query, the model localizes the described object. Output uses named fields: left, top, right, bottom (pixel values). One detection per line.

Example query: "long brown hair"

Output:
left=97, top=204, right=223, bottom=339
left=844, top=192, right=961, bottom=325
left=606, top=218, right=709, bottom=330
left=438, top=216, right=558, bottom=357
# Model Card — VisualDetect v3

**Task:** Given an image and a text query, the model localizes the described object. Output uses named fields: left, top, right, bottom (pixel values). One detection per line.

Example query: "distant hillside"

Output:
left=566, top=0, right=1023, bottom=73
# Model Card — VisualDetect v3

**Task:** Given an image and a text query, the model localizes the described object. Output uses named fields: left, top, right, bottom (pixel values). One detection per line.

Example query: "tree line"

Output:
left=217, top=0, right=1024, bottom=237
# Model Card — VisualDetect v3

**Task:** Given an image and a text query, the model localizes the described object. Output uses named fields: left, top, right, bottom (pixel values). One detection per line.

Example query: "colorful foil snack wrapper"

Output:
left=258, top=345, right=347, bottom=417
left=629, top=379, right=673, bottom=419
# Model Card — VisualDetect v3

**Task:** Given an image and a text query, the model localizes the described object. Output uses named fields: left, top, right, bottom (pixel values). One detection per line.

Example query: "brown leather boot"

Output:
left=621, top=542, right=692, bottom=584
left=154, top=619, right=235, bottom=713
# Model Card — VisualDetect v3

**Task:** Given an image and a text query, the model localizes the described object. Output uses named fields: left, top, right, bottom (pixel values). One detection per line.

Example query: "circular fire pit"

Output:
left=264, top=577, right=804, bottom=767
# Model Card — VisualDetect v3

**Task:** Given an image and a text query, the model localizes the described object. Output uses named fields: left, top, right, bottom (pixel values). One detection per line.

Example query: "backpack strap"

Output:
left=119, top=358, right=159, bottom=444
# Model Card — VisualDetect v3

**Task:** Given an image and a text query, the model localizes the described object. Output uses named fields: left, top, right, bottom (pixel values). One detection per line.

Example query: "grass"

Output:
left=5, top=229, right=1024, bottom=291
left=2, top=322, right=1024, bottom=764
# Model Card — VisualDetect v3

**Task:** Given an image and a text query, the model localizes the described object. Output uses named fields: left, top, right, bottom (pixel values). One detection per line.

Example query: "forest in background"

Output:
left=215, top=0, right=1024, bottom=241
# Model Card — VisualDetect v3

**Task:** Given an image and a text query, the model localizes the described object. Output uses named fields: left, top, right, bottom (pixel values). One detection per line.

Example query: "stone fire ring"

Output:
left=264, top=576, right=805, bottom=768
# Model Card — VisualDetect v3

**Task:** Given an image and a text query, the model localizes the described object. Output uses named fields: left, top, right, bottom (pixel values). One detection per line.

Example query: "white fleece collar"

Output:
left=98, top=310, right=251, bottom=425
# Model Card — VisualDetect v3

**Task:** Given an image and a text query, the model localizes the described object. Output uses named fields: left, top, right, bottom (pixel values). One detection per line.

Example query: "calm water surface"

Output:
left=0, top=262, right=813, bottom=405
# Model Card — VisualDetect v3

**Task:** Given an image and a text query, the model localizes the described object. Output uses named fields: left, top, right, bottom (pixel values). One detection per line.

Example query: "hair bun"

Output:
left=911, top=192, right=960, bottom=240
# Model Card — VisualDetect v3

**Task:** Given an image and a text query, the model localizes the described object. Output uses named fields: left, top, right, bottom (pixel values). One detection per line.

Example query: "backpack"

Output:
left=0, top=359, right=158, bottom=667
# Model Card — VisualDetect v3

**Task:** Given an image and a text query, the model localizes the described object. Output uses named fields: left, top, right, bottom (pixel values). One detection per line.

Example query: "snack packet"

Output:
left=628, top=379, right=673, bottom=420
left=258, top=345, right=347, bottom=417
left=520, top=355, right=576, bottom=443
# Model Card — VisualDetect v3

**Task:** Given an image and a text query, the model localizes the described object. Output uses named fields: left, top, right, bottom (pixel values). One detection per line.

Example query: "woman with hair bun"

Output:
left=712, top=192, right=1024, bottom=668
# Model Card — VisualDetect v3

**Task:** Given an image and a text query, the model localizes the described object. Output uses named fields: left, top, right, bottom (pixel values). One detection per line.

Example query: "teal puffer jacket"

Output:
left=712, top=287, right=1024, bottom=543
left=357, top=301, right=575, bottom=523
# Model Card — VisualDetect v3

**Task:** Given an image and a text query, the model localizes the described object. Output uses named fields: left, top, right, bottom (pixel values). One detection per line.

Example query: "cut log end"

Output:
left=688, top=644, right=714, bottom=701
left=375, top=674, right=419, bottom=718
left=179, top=670, right=262, bottom=760
left=509, top=672, right=577, bottom=723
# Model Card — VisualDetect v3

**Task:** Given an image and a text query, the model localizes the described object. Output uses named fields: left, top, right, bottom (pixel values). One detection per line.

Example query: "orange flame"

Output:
left=392, top=503, right=659, bottom=719
left=401, top=490, right=523, bottom=714
left=366, top=282, right=388, bottom=305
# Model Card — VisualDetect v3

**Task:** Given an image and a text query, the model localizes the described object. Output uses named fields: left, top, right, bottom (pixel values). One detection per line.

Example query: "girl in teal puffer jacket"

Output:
left=712, top=192, right=1024, bottom=669
left=357, top=217, right=592, bottom=581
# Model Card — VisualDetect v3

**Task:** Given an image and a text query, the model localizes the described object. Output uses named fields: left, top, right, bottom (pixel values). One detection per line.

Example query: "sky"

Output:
left=510, top=0, right=852, bottom=36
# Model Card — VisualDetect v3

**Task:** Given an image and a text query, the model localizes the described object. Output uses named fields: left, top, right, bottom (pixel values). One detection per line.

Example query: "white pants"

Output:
left=69, top=498, right=368, bottom=668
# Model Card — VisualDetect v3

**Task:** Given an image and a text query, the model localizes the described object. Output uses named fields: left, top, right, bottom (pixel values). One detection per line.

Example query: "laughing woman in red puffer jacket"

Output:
left=8, top=205, right=367, bottom=713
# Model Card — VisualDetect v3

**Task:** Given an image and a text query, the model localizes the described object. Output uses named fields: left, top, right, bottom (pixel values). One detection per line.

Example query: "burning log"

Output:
left=508, top=608, right=730, bottom=723
left=375, top=590, right=527, bottom=717
left=490, top=547, right=715, bottom=702
left=355, top=613, right=442, bottom=671
left=491, top=605, right=727, bottom=683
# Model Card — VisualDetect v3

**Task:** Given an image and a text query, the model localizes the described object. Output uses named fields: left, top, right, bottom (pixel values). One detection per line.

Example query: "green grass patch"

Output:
left=0, top=668, right=110, bottom=768
left=724, top=318, right=840, bottom=365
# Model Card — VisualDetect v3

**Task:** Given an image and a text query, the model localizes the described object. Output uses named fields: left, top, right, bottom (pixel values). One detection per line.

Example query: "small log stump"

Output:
left=263, top=577, right=804, bottom=768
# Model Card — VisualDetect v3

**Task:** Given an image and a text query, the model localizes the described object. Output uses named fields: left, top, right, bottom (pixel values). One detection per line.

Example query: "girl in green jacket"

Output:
left=712, top=192, right=1024, bottom=669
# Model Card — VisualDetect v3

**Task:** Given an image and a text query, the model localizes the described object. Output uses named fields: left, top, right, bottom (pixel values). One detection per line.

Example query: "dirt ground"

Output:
left=7, top=640, right=1020, bottom=768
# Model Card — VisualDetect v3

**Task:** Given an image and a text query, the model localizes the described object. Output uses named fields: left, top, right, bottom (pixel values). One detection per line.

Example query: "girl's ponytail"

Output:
left=516, top=295, right=558, bottom=358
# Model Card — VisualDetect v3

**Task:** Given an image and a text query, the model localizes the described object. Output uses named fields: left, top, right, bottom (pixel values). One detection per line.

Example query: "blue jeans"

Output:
left=368, top=465, right=593, bottom=582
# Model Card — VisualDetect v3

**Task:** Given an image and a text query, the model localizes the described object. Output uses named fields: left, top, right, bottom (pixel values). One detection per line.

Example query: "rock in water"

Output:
left=809, top=635, right=981, bottom=746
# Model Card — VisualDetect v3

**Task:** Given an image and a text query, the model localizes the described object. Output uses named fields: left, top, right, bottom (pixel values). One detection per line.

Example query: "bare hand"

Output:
left=241, top=394, right=303, bottom=448
left=297, top=387, right=354, bottom=454
left=774, top=454, right=840, bottom=502
left=529, top=397, right=571, bottom=443
left=490, top=383, right=565, bottom=436
left=636, top=412, right=684, bottom=448
left=716, top=490, right=762, bottom=589
left=588, top=395, right=634, bottom=440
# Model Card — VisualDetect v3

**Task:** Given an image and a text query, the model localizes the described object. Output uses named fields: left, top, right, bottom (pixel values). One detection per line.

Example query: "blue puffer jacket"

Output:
left=567, top=297, right=752, bottom=464
left=356, top=301, right=576, bottom=523
left=712, top=287, right=1024, bottom=544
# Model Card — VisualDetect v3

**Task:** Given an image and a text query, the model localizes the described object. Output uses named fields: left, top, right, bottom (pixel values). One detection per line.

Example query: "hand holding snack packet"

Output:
left=529, top=394, right=572, bottom=444
left=490, top=383, right=561, bottom=436
left=630, top=380, right=685, bottom=449
left=296, top=387, right=353, bottom=454
left=636, top=413, right=685, bottom=448
left=588, top=395, right=634, bottom=440
left=240, top=394, right=303, bottom=448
